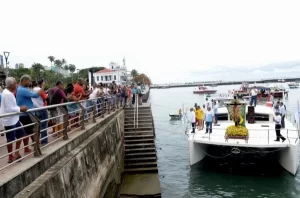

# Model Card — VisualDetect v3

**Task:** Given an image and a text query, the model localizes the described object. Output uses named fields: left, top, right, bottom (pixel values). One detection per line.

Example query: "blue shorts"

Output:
left=4, top=121, right=26, bottom=142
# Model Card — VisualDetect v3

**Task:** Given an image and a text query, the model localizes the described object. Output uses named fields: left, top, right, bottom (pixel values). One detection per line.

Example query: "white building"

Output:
left=88, top=63, right=129, bottom=87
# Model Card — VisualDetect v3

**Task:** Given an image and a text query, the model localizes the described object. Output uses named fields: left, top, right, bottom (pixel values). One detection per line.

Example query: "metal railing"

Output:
left=189, top=126, right=300, bottom=145
left=0, top=94, right=123, bottom=172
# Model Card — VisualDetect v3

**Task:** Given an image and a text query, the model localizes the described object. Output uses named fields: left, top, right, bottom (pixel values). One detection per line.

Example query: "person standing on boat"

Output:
left=213, top=101, right=218, bottom=124
left=204, top=98, right=211, bottom=110
left=205, top=107, right=214, bottom=134
left=249, top=86, right=258, bottom=107
left=274, top=112, right=286, bottom=142
left=279, top=102, right=286, bottom=128
left=189, top=108, right=196, bottom=133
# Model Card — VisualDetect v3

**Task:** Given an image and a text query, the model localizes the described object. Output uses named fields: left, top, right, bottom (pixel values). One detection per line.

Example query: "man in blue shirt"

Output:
left=16, top=75, right=44, bottom=151
left=205, top=107, right=214, bottom=133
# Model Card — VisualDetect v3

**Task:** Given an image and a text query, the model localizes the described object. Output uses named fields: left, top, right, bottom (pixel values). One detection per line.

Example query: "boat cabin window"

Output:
left=218, top=113, right=229, bottom=121
left=246, top=113, right=269, bottom=121
left=227, top=113, right=269, bottom=121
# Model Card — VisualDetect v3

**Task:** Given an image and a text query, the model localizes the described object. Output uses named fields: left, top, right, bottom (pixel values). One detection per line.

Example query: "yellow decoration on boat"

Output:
left=225, top=125, right=249, bottom=137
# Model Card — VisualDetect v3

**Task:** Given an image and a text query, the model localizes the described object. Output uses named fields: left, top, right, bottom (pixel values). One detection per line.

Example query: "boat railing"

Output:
left=192, top=127, right=299, bottom=145
left=0, top=95, right=122, bottom=172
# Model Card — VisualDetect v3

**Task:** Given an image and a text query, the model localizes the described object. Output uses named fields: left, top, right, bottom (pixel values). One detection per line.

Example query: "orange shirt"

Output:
left=74, top=83, right=85, bottom=100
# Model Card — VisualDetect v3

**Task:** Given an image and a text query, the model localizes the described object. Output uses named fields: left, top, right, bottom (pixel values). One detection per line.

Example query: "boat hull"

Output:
left=193, top=90, right=217, bottom=94
left=188, top=140, right=299, bottom=175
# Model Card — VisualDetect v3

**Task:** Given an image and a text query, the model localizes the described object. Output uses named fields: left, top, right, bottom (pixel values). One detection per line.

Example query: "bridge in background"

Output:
left=151, top=77, right=300, bottom=89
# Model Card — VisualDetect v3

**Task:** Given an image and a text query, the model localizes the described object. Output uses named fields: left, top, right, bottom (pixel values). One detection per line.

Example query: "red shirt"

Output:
left=74, top=83, right=85, bottom=100
left=128, top=89, right=132, bottom=97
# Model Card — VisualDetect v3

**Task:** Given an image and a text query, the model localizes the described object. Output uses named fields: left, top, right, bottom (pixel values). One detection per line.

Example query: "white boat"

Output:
left=288, top=82, right=299, bottom=89
left=186, top=100, right=300, bottom=175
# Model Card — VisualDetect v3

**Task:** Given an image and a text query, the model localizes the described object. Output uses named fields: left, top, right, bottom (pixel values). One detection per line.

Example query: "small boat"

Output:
left=206, top=94, right=211, bottom=98
left=169, top=114, right=182, bottom=119
left=193, top=84, right=217, bottom=94
left=288, top=82, right=299, bottom=89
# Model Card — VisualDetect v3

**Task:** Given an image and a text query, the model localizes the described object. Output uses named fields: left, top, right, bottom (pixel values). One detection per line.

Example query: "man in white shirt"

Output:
left=189, top=108, right=196, bottom=133
left=213, top=101, right=218, bottom=124
left=249, top=86, right=258, bottom=107
left=274, top=112, right=286, bottom=142
left=279, top=102, right=286, bottom=128
left=0, top=77, right=28, bottom=163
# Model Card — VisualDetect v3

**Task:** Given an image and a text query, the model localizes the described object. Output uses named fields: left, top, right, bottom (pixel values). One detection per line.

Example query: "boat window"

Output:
left=218, top=113, right=228, bottom=121
left=246, top=113, right=269, bottom=121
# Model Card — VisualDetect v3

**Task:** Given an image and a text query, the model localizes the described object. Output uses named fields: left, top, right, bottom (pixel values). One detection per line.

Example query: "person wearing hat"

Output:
left=273, top=111, right=286, bottom=142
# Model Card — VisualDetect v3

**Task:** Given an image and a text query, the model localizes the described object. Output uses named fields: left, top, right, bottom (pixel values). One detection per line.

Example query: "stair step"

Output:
left=125, top=138, right=154, bottom=143
left=125, top=152, right=157, bottom=158
left=124, top=124, right=153, bottom=127
left=125, top=143, right=155, bottom=147
left=125, top=147, right=156, bottom=153
left=124, top=167, right=158, bottom=173
left=124, top=134, right=154, bottom=139
left=125, top=126, right=153, bottom=130
left=124, top=130, right=153, bottom=134
left=124, top=119, right=151, bottom=123
left=125, top=161, right=157, bottom=168
left=125, top=157, right=157, bottom=162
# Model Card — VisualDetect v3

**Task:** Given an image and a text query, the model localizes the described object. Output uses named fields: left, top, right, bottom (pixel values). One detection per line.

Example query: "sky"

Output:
left=1, top=0, right=300, bottom=84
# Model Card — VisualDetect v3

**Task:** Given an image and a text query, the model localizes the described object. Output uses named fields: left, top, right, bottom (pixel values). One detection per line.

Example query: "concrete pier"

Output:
left=0, top=109, right=124, bottom=198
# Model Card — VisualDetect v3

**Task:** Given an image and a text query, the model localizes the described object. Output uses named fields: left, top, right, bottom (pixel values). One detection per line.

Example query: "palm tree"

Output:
left=61, top=58, right=67, bottom=67
left=68, top=64, right=76, bottom=81
left=64, top=65, right=69, bottom=71
left=131, top=69, right=138, bottom=78
left=54, top=59, right=62, bottom=75
left=48, top=56, right=55, bottom=68
left=31, top=63, right=45, bottom=80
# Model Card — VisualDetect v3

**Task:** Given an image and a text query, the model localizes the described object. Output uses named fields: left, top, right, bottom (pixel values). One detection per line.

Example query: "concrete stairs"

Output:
left=124, top=107, right=158, bottom=174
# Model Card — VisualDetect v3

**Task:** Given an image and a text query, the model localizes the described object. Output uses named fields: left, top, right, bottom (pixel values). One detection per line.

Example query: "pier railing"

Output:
left=0, top=95, right=122, bottom=171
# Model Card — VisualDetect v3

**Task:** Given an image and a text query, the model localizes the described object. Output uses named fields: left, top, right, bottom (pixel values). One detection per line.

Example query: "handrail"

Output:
left=0, top=94, right=122, bottom=172
left=0, top=96, right=109, bottom=119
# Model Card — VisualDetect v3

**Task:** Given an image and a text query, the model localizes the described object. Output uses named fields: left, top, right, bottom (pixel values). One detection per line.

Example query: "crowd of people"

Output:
left=0, top=74, right=143, bottom=163
left=189, top=98, right=219, bottom=134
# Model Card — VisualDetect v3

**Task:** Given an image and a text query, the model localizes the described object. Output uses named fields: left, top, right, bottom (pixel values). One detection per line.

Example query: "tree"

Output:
left=68, top=64, right=76, bottom=81
left=64, top=65, right=69, bottom=71
left=134, top=73, right=152, bottom=85
left=48, top=56, right=55, bottom=67
left=78, top=66, right=105, bottom=80
left=61, top=58, right=67, bottom=67
left=54, top=59, right=62, bottom=75
left=131, top=69, right=138, bottom=78
left=31, top=63, right=45, bottom=80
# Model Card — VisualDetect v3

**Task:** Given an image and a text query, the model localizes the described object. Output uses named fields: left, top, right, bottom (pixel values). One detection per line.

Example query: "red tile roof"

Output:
left=95, top=68, right=113, bottom=73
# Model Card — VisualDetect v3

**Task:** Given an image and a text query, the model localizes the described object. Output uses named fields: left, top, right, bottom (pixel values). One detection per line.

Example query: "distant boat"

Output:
left=210, top=83, right=218, bottom=87
left=169, top=114, right=182, bottom=119
left=288, top=82, right=299, bottom=89
left=193, top=84, right=217, bottom=94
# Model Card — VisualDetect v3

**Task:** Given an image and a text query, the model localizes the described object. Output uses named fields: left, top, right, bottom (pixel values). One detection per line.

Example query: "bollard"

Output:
left=59, top=106, right=69, bottom=140
left=29, top=112, right=42, bottom=156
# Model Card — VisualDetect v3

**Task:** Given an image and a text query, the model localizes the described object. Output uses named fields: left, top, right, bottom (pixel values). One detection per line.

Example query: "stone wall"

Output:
left=14, top=111, right=124, bottom=198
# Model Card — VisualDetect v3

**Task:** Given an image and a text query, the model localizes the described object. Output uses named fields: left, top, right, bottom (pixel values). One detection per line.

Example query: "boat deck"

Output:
left=188, top=120, right=299, bottom=148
